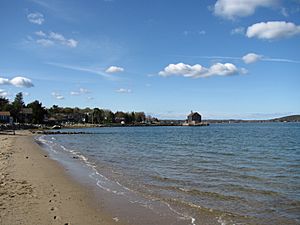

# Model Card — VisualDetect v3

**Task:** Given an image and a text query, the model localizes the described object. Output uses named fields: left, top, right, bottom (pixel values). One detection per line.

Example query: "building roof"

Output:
left=0, top=111, right=11, bottom=116
left=20, top=108, right=33, bottom=114
left=188, top=111, right=201, bottom=117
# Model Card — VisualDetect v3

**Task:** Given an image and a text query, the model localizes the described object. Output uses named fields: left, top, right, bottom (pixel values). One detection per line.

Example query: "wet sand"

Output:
left=0, top=131, right=118, bottom=225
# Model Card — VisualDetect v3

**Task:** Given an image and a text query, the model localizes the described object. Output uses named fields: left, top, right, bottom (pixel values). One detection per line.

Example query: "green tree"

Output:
left=27, top=100, right=47, bottom=124
left=0, top=97, right=11, bottom=111
left=48, top=105, right=60, bottom=114
left=103, top=110, right=114, bottom=123
left=134, top=112, right=146, bottom=123
left=11, top=92, right=25, bottom=122
left=92, top=108, right=105, bottom=123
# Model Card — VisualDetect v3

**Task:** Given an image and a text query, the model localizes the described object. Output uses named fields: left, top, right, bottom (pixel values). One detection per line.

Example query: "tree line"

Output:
left=0, top=92, right=157, bottom=124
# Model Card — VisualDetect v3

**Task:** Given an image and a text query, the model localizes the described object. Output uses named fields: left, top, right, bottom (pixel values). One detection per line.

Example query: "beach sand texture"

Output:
left=0, top=132, right=117, bottom=225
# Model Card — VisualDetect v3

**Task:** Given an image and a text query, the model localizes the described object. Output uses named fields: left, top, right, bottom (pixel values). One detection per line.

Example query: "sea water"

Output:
left=37, top=123, right=300, bottom=225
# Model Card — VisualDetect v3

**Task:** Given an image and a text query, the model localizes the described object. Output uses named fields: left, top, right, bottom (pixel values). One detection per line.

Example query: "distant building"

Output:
left=0, top=111, right=11, bottom=123
left=20, top=108, right=33, bottom=123
left=187, top=111, right=202, bottom=125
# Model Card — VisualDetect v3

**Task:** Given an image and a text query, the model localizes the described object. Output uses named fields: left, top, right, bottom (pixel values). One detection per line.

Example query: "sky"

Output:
left=0, top=0, right=300, bottom=120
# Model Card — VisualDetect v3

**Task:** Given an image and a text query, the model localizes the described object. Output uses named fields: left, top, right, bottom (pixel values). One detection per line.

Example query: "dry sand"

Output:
left=0, top=131, right=118, bottom=225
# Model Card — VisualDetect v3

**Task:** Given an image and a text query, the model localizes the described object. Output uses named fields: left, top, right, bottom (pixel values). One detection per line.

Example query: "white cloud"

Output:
left=35, top=30, right=46, bottom=37
left=34, top=31, right=78, bottom=48
left=105, top=66, right=124, bottom=73
left=36, top=39, right=54, bottom=47
left=10, top=77, right=34, bottom=88
left=214, top=0, right=276, bottom=19
left=70, top=88, right=90, bottom=96
left=0, top=76, right=34, bottom=88
left=231, top=27, right=245, bottom=35
left=49, top=32, right=65, bottom=41
left=159, top=63, right=208, bottom=77
left=209, top=63, right=239, bottom=76
left=70, top=91, right=80, bottom=96
left=158, top=62, right=243, bottom=78
left=66, top=39, right=78, bottom=48
left=0, top=78, right=10, bottom=85
left=0, top=89, right=9, bottom=98
left=242, top=53, right=300, bottom=64
left=51, top=92, right=64, bottom=100
left=242, top=53, right=263, bottom=64
left=246, top=21, right=300, bottom=40
left=27, top=12, right=44, bottom=25
left=116, top=88, right=131, bottom=93
left=79, top=88, right=89, bottom=93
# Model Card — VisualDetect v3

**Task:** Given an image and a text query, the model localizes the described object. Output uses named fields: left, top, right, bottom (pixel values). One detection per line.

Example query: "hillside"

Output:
left=271, top=115, right=300, bottom=122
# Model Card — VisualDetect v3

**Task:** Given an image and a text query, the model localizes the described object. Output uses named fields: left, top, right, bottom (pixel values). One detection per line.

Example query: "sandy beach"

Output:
left=0, top=131, right=117, bottom=225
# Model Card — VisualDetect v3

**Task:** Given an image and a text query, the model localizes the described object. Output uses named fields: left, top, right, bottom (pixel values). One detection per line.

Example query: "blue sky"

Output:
left=0, top=0, right=299, bottom=119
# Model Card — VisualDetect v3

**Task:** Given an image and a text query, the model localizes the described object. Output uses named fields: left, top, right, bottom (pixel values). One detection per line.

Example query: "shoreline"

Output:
left=0, top=131, right=118, bottom=225
left=2, top=128, right=296, bottom=225
left=1, top=131, right=228, bottom=225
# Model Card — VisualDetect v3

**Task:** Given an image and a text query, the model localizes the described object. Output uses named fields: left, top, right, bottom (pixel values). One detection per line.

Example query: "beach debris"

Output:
left=112, top=217, right=119, bottom=222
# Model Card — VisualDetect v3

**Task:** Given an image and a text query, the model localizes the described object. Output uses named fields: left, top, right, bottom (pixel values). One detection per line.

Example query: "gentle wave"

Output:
left=36, top=123, right=300, bottom=225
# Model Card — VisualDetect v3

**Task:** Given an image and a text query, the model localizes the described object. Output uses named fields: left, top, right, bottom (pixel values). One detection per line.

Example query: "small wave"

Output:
left=150, top=175, right=187, bottom=185
left=147, top=184, right=244, bottom=202
left=230, top=185, right=280, bottom=197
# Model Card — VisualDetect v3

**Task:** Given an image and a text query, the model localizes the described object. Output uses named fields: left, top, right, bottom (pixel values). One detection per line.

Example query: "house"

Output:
left=187, top=111, right=202, bottom=125
left=0, top=111, right=11, bottom=123
left=20, top=108, right=33, bottom=123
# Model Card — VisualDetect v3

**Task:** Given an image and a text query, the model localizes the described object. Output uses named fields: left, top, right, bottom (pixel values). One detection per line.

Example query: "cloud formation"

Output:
left=0, top=89, right=9, bottom=98
left=159, top=62, right=244, bottom=78
left=51, top=92, right=64, bottom=100
left=0, top=78, right=10, bottom=85
left=35, top=30, right=46, bottom=37
left=116, top=88, right=131, bottom=93
left=0, top=76, right=34, bottom=88
left=246, top=21, right=300, bottom=40
left=47, top=62, right=115, bottom=80
left=35, top=31, right=78, bottom=48
left=242, top=53, right=263, bottom=64
left=70, top=88, right=90, bottom=96
left=27, top=12, right=45, bottom=25
left=231, top=27, right=245, bottom=35
left=214, top=0, right=276, bottom=19
left=36, top=39, right=54, bottom=47
left=105, top=66, right=124, bottom=73
left=242, top=53, right=300, bottom=64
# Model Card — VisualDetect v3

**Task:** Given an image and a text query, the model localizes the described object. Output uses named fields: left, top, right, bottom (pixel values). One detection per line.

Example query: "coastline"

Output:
left=0, top=131, right=117, bottom=225
left=0, top=130, right=232, bottom=225
left=2, top=126, right=297, bottom=225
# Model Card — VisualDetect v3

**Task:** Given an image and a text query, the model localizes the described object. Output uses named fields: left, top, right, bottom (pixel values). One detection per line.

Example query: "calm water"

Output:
left=38, top=123, right=300, bottom=225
